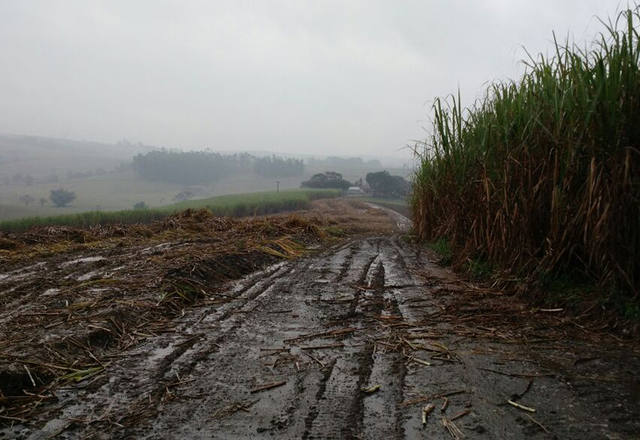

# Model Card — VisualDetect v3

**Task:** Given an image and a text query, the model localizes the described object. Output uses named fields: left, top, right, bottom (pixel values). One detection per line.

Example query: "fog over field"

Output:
left=0, top=1, right=625, bottom=221
left=0, top=1, right=622, bottom=156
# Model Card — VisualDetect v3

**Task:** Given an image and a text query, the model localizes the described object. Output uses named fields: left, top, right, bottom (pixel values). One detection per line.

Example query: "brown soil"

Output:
left=0, top=199, right=638, bottom=439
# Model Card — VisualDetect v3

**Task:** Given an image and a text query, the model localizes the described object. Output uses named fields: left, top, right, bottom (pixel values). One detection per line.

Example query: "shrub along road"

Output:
left=1, top=201, right=639, bottom=439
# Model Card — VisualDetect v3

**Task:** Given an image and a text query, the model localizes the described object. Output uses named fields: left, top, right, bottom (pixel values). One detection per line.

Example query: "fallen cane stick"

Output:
left=507, top=399, right=536, bottom=412
left=422, top=403, right=436, bottom=426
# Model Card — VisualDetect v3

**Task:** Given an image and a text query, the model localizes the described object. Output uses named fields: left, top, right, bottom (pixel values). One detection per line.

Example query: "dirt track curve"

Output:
left=5, top=207, right=640, bottom=439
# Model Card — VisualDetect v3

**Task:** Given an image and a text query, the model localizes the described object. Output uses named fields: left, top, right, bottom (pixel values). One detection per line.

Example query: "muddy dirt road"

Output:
left=3, top=206, right=640, bottom=439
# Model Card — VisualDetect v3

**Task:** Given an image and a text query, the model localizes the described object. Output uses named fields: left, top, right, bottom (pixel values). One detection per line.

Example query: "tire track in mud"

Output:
left=146, top=262, right=297, bottom=380
left=301, top=246, right=384, bottom=439
left=335, top=243, right=357, bottom=282
left=26, top=236, right=421, bottom=440
left=301, top=358, right=336, bottom=439
left=26, top=261, right=297, bottom=440
left=302, top=237, right=415, bottom=440
left=361, top=245, right=410, bottom=440
left=153, top=264, right=298, bottom=386
left=17, top=223, right=640, bottom=439
left=138, top=243, right=383, bottom=438
left=344, top=252, right=379, bottom=319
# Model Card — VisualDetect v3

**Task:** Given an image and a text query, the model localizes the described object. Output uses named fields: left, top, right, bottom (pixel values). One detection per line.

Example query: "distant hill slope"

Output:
left=0, top=133, right=152, bottom=178
left=0, top=133, right=415, bottom=180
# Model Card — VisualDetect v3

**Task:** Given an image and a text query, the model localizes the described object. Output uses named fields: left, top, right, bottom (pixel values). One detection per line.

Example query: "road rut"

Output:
left=11, top=212, right=640, bottom=439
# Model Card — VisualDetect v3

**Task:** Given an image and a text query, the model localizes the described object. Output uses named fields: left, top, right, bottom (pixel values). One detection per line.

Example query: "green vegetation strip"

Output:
left=0, top=189, right=340, bottom=233
left=412, top=9, right=640, bottom=305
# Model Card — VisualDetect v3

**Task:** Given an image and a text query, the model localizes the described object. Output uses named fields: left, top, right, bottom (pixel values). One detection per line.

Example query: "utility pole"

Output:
left=276, top=181, right=280, bottom=193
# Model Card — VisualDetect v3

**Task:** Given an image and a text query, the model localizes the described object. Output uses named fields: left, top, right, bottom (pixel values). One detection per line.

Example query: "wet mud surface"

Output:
left=2, top=204, right=640, bottom=439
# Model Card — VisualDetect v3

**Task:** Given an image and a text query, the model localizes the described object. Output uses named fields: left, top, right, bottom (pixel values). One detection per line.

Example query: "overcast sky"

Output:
left=0, top=0, right=625, bottom=158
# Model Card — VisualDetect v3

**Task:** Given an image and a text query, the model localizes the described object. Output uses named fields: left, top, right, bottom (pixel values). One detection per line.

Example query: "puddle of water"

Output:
left=87, top=287, right=112, bottom=294
left=42, top=288, right=61, bottom=297
left=0, top=262, right=46, bottom=282
left=229, top=262, right=287, bottom=294
left=77, top=270, right=103, bottom=281
left=365, top=255, right=382, bottom=287
left=140, top=242, right=174, bottom=255
left=60, top=256, right=105, bottom=268
left=146, top=344, right=177, bottom=365
left=0, top=271, right=36, bottom=282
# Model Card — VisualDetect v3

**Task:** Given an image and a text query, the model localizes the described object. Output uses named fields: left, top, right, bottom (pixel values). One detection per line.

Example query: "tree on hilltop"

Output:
left=301, top=171, right=352, bottom=190
left=50, top=188, right=76, bottom=207
left=19, top=194, right=35, bottom=206
left=366, top=171, right=410, bottom=198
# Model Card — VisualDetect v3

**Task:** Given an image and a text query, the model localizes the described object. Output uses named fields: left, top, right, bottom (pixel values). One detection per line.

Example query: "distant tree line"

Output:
left=2, top=168, right=117, bottom=186
left=300, top=170, right=410, bottom=196
left=2, top=173, right=55, bottom=186
left=254, top=155, right=304, bottom=177
left=132, top=150, right=250, bottom=185
left=132, top=150, right=304, bottom=184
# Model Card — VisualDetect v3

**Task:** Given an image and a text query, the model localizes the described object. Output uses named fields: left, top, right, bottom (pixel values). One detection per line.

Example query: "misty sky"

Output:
left=0, top=1, right=625, bottom=158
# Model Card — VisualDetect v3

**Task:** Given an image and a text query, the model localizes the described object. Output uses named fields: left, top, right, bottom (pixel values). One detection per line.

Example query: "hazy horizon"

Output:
left=0, top=1, right=624, bottom=158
